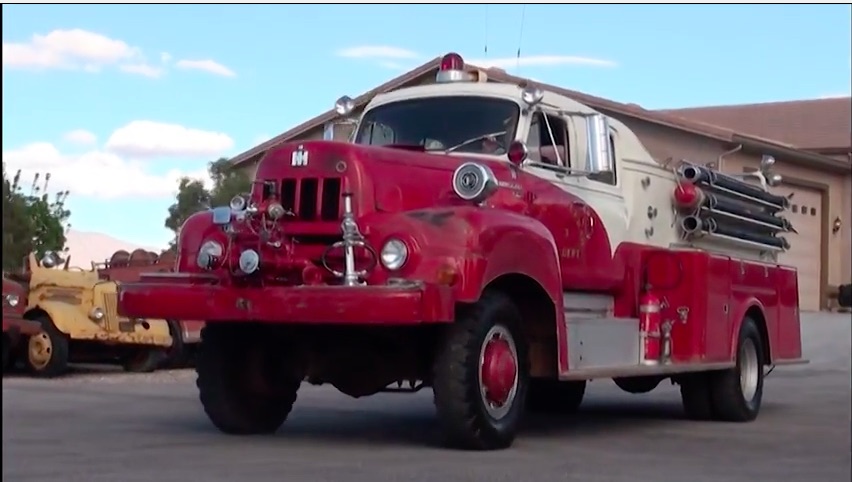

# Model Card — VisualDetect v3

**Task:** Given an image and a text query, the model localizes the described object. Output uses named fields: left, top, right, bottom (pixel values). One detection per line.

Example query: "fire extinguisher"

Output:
left=639, top=291, right=662, bottom=365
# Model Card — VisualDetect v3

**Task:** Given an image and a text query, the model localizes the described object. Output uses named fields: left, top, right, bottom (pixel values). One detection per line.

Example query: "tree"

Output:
left=164, top=157, right=252, bottom=245
left=2, top=165, right=71, bottom=272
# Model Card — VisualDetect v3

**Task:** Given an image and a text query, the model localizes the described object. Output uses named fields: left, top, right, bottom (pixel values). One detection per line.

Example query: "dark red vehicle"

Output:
left=118, top=53, right=806, bottom=450
left=3, top=276, right=42, bottom=371
left=95, top=248, right=204, bottom=367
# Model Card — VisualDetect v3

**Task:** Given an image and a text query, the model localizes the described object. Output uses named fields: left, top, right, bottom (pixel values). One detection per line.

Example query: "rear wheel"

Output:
left=526, top=379, right=586, bottom=414
left=26, top=316, right=70, bottom=378
left=710, top=317, right=765, bottom=422
left=123, top=348, right=167, bottom=373
left=196, top=323, right=301, bottom=435
left=432, top=291, right=529, bottom=450
left=162, top=320, right=186, bottom=368
left=2, top=335, right=12, bottom=371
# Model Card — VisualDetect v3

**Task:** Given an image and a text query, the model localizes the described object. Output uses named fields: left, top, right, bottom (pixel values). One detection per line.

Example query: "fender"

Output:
left=27, top=300, right=97, bottom=337
left=728, top=297, right=774, bottom=362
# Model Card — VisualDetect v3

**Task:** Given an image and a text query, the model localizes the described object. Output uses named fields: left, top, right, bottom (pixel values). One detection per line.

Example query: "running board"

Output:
left=560, top=361, right=736, bottom=381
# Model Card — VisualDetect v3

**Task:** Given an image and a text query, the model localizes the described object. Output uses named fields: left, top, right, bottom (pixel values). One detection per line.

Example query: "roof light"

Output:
left=436, top=52, right=471, bottom=83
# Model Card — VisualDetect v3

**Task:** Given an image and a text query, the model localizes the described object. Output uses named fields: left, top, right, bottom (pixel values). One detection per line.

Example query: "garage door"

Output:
left=775, top=184, right=823, bottom=311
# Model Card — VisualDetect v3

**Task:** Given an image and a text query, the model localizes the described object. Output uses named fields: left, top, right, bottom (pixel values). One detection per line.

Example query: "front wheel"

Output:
left=196, top=323, right=301, bottom=435
left=26, top=316, right=70, bottom=378
left=432, top=291, right=529, bottom=450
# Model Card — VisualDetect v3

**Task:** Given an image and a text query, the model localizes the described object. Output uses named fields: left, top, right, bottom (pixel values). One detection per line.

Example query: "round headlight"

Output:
left=5, top=294, right=20, bottom=307
left=229, top=195, right=247, bottom=212
left=238, top=249, right=260, bottom=274
left=41, top=251, right=58, bottom=268
left=89, top=307, right=105, bottom=322
left=452, top=162, right=498, bottom=203
left=380, top=238, right=408, bottom=271
left=197, top=240, right=224, bottom=269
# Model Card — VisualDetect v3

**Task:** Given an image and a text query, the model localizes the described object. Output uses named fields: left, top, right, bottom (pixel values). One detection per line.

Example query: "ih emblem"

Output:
left=291, top=145, right=309, bottom=167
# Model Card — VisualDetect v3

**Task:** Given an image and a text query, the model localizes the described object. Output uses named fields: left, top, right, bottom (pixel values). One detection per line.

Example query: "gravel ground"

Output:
left=3, top=312, right=850, bottom=482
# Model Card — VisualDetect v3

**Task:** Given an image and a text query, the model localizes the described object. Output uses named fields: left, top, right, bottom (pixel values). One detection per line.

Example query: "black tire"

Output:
left=432, top=291, right=530, bottom=450
left=526, top=379, right=586, bottom=414
left=196, top=323, right=301, bottom=435
left=679, top=373, right=715, bottom=420
left=26, top=315, right=70, bottom=378
left=709, top=317, right=765, bottom=422
left=162, top=320, right=186, bottom=368
left=838, top=284, right=852, bottom=308
left=123, top=348, right=167, bottom=373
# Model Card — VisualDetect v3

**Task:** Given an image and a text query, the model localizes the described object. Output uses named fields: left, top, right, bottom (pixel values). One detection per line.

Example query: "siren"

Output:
left=436, top=53, right=486, bottom=83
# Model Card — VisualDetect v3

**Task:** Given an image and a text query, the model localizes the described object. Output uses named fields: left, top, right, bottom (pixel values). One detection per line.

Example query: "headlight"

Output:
left=452, top=162, right=498, bottom=203
left=4, top=294, right=19, bottom=307
left=238, top=249, right=260, bottom=274
left=380, top=238, right=408, bottom=271
left=41, top=251, right=58, bottom=268
left=197, top=240, right=224, bottom=269
left=89, top=307, right=105, bottom=322
left=229, top=195, right=247, bottom=211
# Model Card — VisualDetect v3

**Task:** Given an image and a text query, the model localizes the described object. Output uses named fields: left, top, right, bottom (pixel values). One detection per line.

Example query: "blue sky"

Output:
left=2, top=4, right=850, bottom=250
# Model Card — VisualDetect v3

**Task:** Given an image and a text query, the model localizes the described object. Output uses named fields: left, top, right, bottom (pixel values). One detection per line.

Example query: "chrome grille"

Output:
left=281, top=178, right=342, bottom=221
left=103, top=292, right=120, bottom=330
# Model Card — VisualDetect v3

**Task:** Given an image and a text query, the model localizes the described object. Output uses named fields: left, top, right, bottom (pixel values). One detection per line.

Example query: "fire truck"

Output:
left=118, top=53, right=806, bottom=450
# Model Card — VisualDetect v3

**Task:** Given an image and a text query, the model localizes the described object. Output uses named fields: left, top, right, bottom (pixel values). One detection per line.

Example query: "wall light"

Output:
left=832, top=216, right=842, bottom=234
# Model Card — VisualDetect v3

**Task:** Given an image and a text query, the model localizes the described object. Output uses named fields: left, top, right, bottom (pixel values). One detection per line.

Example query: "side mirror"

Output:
left=334, top=95, right=355, bottom=116
left=323, top=119, right=358, bottom=142
left=584, top=114, right=614, bottom=173
left=760, top=155, right=776, bottom=172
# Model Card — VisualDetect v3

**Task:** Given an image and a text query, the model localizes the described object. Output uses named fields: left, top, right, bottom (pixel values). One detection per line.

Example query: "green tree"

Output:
left=164, top=157, right=252, bottom=245
left=2, top=166, right=71, bottom=271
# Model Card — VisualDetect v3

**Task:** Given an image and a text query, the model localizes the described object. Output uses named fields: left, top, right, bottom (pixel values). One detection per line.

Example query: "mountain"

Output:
left=63, top=229, right=160, bottom=269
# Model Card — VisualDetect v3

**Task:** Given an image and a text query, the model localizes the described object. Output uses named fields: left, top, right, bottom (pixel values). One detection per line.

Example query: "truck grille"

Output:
left=281, top=178, right=342, bottom=221
left=102, top=292, right=121, bottom=330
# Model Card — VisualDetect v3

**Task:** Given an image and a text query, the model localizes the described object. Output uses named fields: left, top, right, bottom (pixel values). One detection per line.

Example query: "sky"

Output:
left=2, top=4, right=851, bottom=249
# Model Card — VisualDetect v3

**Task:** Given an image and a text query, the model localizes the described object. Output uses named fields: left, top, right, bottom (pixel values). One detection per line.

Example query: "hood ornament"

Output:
left=291, top=145, right=309, bottom=167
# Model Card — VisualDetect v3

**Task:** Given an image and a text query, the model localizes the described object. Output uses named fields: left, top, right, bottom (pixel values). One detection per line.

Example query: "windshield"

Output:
left=354, top=96, right=520, bottom=155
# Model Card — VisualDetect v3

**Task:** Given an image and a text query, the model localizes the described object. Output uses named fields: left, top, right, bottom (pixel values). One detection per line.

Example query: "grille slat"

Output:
left=280, top=178, right=342, bottom=221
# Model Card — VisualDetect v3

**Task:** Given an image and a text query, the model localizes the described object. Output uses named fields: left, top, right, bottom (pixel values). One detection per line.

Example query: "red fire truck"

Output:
left=118, top=53, right=806, bottom=450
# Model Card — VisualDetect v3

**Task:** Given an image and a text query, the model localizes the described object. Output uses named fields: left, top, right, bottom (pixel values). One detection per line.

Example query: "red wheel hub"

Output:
left=480, top=336, right=518, bottom=406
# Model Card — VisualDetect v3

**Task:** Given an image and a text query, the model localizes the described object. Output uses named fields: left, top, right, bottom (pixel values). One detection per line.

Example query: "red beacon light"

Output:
left=436, top=52, right=474, bottom=83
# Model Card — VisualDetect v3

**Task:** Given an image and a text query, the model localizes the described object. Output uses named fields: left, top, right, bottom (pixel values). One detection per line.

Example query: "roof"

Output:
left=230, top=57, right=850, bottom=173
left=659, top=97, right=852, bottom=152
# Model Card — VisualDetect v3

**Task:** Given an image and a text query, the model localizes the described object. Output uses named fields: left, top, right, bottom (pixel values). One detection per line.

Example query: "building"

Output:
left=228, top=57, right=852, bottom=311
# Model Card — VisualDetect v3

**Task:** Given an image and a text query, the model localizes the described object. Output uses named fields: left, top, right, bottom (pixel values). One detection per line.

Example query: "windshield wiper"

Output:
left=444, top=131, right=507, bottom=154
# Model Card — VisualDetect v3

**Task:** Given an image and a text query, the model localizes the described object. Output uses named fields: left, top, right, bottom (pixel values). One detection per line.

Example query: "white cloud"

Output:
left=119, top=63, right=164, bottom=79
left=160, top=52, right=172, bottom=63
left=63, top=129, right=97, bottom=146
left=104, top=120, right=234, bottom=159
left=2, top=142, right=210, bottom=200
left=175, top=59, right=236, bottom=77
left=2, top=29, right=137, bottom=70
left=336, top=45, right=419, bottom=60
left=467, top=55, right=617, bottom=69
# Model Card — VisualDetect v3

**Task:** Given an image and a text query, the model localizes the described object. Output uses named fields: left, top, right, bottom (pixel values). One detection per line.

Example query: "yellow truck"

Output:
left=20, top=252, right=173, bottom=377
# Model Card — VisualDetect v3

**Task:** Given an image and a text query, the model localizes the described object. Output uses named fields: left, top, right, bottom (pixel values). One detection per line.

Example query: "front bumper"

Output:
left=117, top=273, right=456, bottom=325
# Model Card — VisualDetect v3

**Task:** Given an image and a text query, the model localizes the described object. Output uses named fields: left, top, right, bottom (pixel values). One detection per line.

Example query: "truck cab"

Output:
left=117, top=52, right=805, bottom=450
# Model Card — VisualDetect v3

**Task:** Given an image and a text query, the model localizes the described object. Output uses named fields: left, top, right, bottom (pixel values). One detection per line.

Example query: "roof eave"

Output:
left=734, top=134, right=852, bottom=173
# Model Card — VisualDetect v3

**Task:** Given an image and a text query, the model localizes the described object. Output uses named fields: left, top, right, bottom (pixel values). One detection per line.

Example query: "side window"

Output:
left=587, top=131, right=618, bottom=185
left=525, top=112, right=570, bottom=166
left=357, top=122, right=395, bottom=146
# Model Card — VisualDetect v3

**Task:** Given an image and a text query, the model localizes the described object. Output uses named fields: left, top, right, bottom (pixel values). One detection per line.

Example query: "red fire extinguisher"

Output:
left=639, top=291, right=662, bottom=365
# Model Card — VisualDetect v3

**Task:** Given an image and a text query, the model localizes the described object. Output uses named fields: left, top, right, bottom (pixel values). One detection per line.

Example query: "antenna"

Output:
left=515, top=3, right=527, bottom=73
left=483, top=4, right=489, bottom=58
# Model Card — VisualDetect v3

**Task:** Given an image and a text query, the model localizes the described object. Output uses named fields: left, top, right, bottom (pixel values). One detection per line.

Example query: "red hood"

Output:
left=255, top=140, right=514, bottom=215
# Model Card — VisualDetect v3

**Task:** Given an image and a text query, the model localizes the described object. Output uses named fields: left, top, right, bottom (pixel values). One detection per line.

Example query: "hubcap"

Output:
left=739, top=338, right=759, bottom=402
left=28, top=332, right=53, bottom=370
left=478, top=325, right=519, bottom=420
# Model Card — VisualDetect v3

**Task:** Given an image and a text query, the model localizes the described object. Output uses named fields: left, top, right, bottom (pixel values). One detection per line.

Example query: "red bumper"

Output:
left=3, top=315, right=42, bottom=341
left=117, top=274, right=456, bottom=325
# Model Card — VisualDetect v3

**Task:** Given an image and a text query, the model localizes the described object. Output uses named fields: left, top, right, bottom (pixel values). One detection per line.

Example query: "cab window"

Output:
left=526, top=112, right=569, bottom=166
left=587, top=132, right=617, bottom=185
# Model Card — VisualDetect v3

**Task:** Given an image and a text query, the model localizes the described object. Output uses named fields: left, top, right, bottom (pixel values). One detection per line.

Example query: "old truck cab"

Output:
left=118, top=53, right=805, bottom=450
